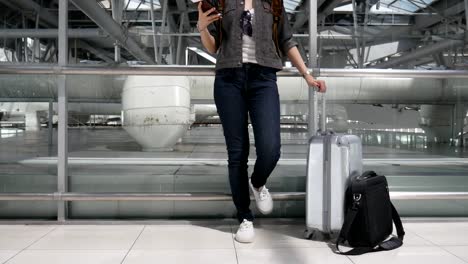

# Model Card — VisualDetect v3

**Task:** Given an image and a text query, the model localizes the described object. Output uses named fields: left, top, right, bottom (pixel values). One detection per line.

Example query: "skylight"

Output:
left=284, top=0, right=302, bottom=13
left=100, top=0, right=161, bottom=10
left=379, top=0, right=438, bottom=13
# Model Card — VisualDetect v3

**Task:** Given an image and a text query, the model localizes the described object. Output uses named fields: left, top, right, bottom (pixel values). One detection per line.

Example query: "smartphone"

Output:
left=191, top=0, right=220, bottom=14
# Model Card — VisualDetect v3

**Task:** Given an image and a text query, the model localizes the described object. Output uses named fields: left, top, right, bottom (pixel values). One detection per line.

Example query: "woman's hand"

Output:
left=285, top=47, right=327, bottom=93
left=305, top=74, right=327, bottom=93
left=197, top=2, right=222, bottom=32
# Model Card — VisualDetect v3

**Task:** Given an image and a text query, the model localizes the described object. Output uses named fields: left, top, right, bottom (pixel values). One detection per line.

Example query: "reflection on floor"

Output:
left=0, top=126, right=467, bottom=218
left=0, top=219, right=467, bottom=264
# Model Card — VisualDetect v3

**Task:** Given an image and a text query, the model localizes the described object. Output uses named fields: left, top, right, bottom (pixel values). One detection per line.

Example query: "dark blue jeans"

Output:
left=213, top=63, right=281, bottom=223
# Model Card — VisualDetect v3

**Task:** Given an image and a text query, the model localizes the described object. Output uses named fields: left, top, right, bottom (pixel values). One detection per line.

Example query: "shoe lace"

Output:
left=259, top=186, right=270, bottom=201
left=239, top=220, right=252, bottom=231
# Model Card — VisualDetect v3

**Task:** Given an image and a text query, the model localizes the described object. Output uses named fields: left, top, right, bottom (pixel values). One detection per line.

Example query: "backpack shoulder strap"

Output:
left=214, top=0, right=224, bottom=51
left=271, top=0, right=283, bottom=57
left=335, top=195, right=360, bottom=253
left=336, top=202, right=405, bottom=256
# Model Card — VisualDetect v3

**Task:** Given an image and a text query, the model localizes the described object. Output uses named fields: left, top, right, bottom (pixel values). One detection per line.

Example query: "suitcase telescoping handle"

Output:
left=309, top=84, right=327, bottom=136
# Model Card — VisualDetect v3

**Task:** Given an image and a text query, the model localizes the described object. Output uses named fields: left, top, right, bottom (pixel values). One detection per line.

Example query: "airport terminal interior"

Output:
left=0, top=0, right=468, bottom=263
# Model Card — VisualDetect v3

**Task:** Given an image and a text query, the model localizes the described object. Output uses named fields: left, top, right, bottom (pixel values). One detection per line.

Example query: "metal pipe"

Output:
left=455, top=102, right=466, bottom=147
left=48, top=98, right=53, bottom=146
left=390, top=192, right=468, bottom=200
left=0, top=193, right=56, bottom=201
left=1, top=65, right=468, bottom=78
left=0, top=29, right=109, bottom=39
left=321, top=93, right=326, bottom=131
left=105, top=32, right=400, bottom=39
left=70, top=0, right=155, bottom=64
left=308, top=0, right=318, bottom=137
left=0, top=192, right=467, bottom=201
left=465, top=0, right=468, bottom=41
left=111, top=0, right=123, bottom=63
left=22, top=15, right=28, bottom=63
left=57, top=0, right=69, bottom=222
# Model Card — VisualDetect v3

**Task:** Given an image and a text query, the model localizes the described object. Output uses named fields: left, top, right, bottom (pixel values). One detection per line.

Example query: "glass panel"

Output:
left=1, top=71, right=467, bottom=218
left=0, top=0, right=467, bottom=220
left=53, top=72, right=465, bottom=218
left=0, top=74, right=57, bottom=219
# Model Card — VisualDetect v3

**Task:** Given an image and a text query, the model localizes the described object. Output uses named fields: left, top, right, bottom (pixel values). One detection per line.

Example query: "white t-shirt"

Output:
left=242, top=8, right=258, bottom=64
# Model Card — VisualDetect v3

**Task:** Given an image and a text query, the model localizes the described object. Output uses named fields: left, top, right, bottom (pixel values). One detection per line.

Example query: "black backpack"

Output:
left=336, top=171, right=405, bottom=255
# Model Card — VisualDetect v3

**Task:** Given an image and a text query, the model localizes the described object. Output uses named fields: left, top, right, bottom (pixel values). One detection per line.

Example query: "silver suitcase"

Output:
left=304, top=93, right=363, bottom=238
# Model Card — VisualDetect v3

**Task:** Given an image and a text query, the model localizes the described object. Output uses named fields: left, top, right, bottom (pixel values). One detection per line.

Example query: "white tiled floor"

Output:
left=0, top=219, right=468, bottom=264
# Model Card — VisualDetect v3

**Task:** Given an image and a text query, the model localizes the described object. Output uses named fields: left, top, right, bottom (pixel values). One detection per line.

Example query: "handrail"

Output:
left=17, top=157, right=468, bottom=166
left=0, top=192, right=467, bottom=201
left=0, top=65, right=468, bottom=78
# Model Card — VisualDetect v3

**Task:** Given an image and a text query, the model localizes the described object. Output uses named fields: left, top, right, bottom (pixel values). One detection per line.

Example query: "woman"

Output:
left=197, top=0, right=326, bottom=243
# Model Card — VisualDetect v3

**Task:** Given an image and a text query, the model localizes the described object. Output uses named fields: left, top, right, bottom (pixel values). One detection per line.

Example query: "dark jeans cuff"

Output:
left=237, top=211, right=254, bottom=223
left=250, top=176, right=267, bottom=189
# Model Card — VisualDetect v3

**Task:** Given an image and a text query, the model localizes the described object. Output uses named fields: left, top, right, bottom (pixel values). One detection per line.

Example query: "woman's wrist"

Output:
left=196, top=22, right=207, bottom=33
left=301, top=69, right=311, bottom=79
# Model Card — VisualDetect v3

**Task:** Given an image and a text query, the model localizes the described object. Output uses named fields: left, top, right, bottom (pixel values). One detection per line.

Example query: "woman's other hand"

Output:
left=197, top=2, right=222, bottom=32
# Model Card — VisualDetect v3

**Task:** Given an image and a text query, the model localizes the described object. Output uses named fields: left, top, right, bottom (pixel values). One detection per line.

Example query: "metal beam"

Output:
left=158, top=0, right=168, bottom=64
left=187, top=47, right=216, bottom=64
left=415, top=1, right=466, bottom=30
left=0, top=0, right=118, bottom=64
left=293, top=0, right=344, bottom=30
left=150, top=0, right=159, bottom=63
left=1, top=0, right=58, bottom=26
left=76, top=40, right=115, bottom=63
left=373, top=38, right=465, bottom=68
left=175, top=0, right=190, bottom=32
left=351, top=0, right=362, bottom=68
left=318, top=0, right=344, bottom=21
left=176, top=13, right=186, bottom=64
left=70, top=0, right=155, bottom=64
left=292, top=0, right=309, bottom=30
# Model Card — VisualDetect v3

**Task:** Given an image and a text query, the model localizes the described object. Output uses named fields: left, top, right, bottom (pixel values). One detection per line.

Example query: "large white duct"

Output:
left=0, top=102, right=122, bottom=118
left=0, top=75, right=124, bottom=101
left=189, top=76, right=468, bottom=104
left=121, top=76, right=192, bottom=151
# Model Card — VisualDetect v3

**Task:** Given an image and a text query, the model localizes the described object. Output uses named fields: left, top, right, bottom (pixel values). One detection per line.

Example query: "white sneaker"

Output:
left=249, top=179, right=273, bottom=215
left=235, top=219, right=255, bottom=243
